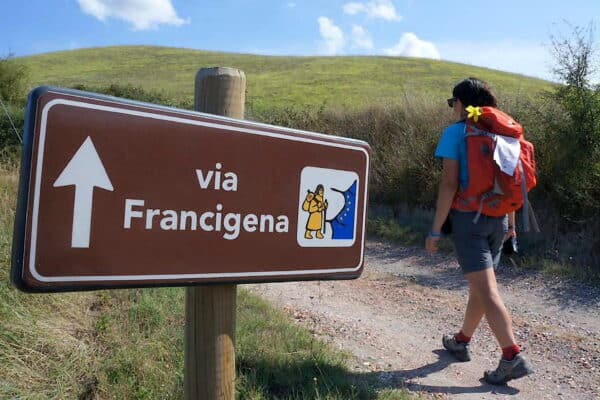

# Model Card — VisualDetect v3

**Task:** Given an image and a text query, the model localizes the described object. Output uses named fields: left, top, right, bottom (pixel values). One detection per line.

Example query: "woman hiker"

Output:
left=425, top=77, right=534, bottom=385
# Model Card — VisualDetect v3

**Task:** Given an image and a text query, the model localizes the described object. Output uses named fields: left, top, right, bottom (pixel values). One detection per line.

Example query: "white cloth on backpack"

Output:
left=493, top=135, right=521, bottom=176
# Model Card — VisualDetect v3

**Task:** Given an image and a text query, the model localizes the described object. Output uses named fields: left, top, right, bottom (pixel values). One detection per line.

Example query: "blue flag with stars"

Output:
left=328, top=180, right=357, bottom=240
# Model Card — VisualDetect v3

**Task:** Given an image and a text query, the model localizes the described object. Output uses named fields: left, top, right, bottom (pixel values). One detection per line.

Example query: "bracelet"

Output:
left=428, top=231, right=443, bottom=238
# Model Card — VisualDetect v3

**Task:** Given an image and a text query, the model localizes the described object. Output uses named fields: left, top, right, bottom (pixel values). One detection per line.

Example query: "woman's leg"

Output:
left=471, top=266, right=534, bottom=384
left=465, top=268, right=516, bottom=348
left=460, top=288, right=485, bottom=337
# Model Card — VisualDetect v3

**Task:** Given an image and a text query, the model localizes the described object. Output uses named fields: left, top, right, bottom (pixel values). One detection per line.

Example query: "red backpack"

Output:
left=452, top=106, right=539, bottom=231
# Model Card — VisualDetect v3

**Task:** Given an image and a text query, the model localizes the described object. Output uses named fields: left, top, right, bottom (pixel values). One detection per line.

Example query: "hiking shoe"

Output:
left=442, top=334, right=471, bottom=362
left=484, top=353, right=534, bottom=385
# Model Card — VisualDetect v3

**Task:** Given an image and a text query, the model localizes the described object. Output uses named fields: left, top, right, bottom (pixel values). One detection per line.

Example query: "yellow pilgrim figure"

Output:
left=302, top=184, right=328, bottom=239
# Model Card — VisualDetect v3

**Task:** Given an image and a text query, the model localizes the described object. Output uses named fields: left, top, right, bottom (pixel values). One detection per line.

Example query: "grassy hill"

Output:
left=14, top=46, right=599, bottom=271
left=20, top=46, right=552, bottom=112
left=14, top=46, right=597, bottom=271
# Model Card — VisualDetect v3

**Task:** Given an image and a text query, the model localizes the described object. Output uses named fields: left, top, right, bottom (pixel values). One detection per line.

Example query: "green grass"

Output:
left=518, top=256, right=600, bottom=283
left=236, top=290, right=414, bottom=400
left=19, top=46, right=553, bottom=113
left=367, top=218, right=423, bottom=246
left=0, top=162, right=416, bottom=399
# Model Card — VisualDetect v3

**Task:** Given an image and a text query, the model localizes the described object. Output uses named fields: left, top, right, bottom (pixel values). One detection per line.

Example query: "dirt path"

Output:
left=249, top=240, right=600, bottom=399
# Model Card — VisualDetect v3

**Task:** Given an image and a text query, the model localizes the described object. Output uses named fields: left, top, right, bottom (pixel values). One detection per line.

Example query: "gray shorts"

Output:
left=450, top=210, right=508, bottom=274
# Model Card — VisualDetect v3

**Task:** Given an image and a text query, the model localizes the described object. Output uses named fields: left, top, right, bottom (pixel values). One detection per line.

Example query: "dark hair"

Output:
left=452, top=77, right=497, bottom=107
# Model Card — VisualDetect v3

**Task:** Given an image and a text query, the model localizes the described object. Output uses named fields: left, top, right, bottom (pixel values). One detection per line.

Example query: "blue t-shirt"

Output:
left=434, top=121, right=468, bottom=189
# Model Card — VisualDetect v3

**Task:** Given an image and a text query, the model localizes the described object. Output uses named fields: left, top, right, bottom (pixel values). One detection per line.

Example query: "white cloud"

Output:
left=343, top=2, right=365, bottom=15
left=77, top=0, right=189, bottom=30
left=351, top=25, right=373, bottom=50
left=343, top=0, right=401, bottom=22
left=318, top=17, right=345, bottom=55
left=384, top=32, right=440, bottom=59
left=436, top=40, right=554, bottom=81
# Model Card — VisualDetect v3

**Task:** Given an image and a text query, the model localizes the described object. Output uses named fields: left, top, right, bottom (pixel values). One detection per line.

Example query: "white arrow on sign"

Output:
left=53, top=136, right=114, bottom=248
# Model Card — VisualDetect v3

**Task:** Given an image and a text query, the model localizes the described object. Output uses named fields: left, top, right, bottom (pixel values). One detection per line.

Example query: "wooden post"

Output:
left=185, top=67, right=246, bottom=400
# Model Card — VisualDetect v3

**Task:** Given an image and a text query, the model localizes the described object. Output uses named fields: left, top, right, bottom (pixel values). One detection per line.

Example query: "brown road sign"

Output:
left=11, top=87, right=371, bottom=292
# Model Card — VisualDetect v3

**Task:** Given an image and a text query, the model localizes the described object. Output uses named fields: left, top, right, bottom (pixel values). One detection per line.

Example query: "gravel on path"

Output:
left=249, top=240, right=600, bottom=400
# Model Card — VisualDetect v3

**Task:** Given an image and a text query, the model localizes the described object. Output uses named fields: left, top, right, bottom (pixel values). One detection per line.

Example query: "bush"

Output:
left=0, top=55, right=28, bottom=105
left=0, top=105, right=24, bottom=150
left=249, top=87, right=600, bottom=271
left=250, top=94, right=452, bottom=213
left=542, top=23, right=600, bottom=221
left=0, top=83, right=191, bottom=157
left=71, top=83, right=192, bottom=110
left=0, top=55, right=28, bottom=156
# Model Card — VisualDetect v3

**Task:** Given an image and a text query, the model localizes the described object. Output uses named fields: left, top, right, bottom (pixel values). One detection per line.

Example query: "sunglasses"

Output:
left=447, top=97, right=456, bottom=108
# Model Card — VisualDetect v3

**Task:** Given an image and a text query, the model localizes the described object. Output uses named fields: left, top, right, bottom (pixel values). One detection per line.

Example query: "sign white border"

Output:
left=29, top=97, right=370, bottom=283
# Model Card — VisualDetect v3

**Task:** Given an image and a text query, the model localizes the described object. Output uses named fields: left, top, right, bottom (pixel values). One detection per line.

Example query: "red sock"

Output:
left=455, top=331, right=471, bottom=344
left=502, top=344, right=521, bottom=361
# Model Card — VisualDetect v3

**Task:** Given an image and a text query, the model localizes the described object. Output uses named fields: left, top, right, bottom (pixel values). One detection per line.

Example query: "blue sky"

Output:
left=1, top=0, right=598, bottom=82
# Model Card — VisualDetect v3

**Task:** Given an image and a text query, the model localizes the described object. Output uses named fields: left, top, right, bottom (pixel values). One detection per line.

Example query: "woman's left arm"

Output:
left=506, top=211, right=516, bottom=239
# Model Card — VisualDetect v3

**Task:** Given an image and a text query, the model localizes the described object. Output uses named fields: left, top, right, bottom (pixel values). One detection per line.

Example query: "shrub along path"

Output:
left=249, top=240, right=600, bottom=400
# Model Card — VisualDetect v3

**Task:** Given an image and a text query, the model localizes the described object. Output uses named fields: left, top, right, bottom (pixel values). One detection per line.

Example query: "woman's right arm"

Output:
left=426, top=158, right=459, bottom=253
